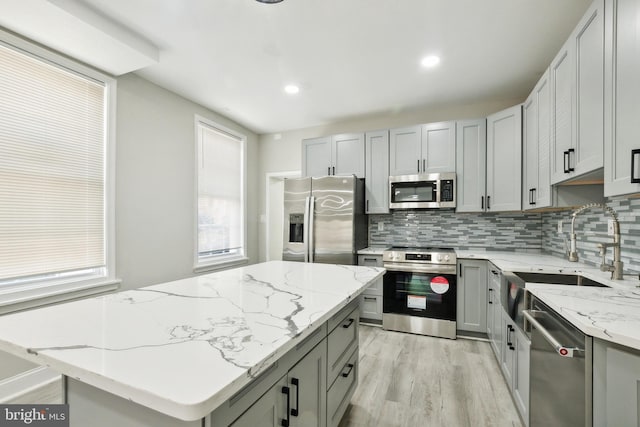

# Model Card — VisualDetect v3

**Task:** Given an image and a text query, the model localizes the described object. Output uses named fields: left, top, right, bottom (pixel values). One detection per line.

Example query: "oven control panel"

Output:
left=382, top=248, right=456, bottom=265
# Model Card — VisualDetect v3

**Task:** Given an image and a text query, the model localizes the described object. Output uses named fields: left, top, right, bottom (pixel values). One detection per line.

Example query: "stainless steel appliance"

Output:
left=523, top=295, right=593, bottom=427
left=389, top=172, right=456, bottom=209
left=382, top=247, right=457, bottom=339
left=282, top=175, right=367, bottom=265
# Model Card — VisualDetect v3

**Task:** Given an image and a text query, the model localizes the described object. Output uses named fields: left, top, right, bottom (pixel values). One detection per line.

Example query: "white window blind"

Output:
left=0, top=42, right=106, bottom=283
left=196, top=118, right=246, bottom=265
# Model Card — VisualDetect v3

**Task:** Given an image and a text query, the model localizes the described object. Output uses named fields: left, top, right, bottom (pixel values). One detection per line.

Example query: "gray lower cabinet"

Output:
left=212, top=300, right=360, bottom=427
left=357, top=254, right=383, bottom=323
left=501, top=312, right=530, bottom=427
left=593, top=338, right=640, bottom=426
left=456, top=259, right=488, bottom=333
left=487, top=264, right=502, bottom=359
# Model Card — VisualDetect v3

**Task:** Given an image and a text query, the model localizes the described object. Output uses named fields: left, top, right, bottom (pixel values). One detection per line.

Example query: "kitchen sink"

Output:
left=514, top=272, right=609, bottom=287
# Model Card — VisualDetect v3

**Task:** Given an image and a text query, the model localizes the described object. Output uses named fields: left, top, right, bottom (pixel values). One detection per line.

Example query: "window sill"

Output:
left=0, top=279, right=121, bottom=315
left=193, top=256, right=249, bottom=274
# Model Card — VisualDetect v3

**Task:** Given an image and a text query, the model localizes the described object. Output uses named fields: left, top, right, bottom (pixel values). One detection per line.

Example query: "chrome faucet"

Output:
left=567, top=203, right=624, bottom=280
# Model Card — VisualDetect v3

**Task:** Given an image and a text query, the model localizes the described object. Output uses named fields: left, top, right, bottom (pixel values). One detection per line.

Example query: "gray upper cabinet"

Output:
left=456, top=119, right=487, bottom=213
left=604, top=0, right=640, bottom=196
left=364, top=130, right=390, bottom=214
left=523, top=69, right=552, bottom=210
left=457, top=259, right=488, bottom=333
left=389, top=122, right=456, bottom=176
left=389, top=125, right=422, bottom=175
left=421, top=121, right=456, bottom=173
left=302, top=137, right=332, bottom=178
left=551, top=0, right=605, bottom=184
left=486, top=104, right=523, bottom=212
left=302, top=133, right=364, bottom=178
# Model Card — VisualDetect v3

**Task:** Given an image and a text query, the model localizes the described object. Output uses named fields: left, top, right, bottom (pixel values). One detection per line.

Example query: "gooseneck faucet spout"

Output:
left=567, top=203, right=623, bottom=280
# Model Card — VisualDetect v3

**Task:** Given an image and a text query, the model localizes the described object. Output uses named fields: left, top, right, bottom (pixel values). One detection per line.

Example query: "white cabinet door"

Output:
left=421, top=121, right=456, bottom=173
left=513, top=328, right=530, bottom=427
left=523, top=91, right=538, bottom=210
left=364, top=130, right=389, bottom=213
left=455, top=119, right=487, bottom=212
left=331, top=133, right=364, bottom=177
left=287, top=339, right=327, bottom=427
left=302, top=137, right=331, bottom=177
left=550, top=38, right=575, bottom=184
left=524, top=69, right=552, bottom=210
left=456, top=260, right=488, bottom=333
left=574, top=0, right=605, bottom=177
left=500, top=313, right=516, bottom=390
left=604, top=0, right=640, bottom=196
left=487, top=104, right=523, bottom=212
left=535, top=70, right=552, bottom=208
left=389, top=126, right=421, bottom=176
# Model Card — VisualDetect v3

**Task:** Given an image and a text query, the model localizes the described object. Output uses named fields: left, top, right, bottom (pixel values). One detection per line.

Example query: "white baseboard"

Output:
left=0, top=366, right=62, bottom=404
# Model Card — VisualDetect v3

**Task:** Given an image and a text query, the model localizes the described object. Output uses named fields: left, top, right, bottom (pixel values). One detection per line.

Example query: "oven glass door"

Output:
left=390, top=181, right=437, bottom=204
left=383, top=270, right=456, bottom=321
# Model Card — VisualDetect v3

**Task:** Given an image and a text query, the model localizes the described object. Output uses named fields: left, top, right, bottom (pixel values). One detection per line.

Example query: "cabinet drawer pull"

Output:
left=423, top=159, right=426, bottom=172
left=363, top=296, right=376, bottom=301
left=481, top=196, right=484, bottom=210
left=327, top=166, right=331, bottom=176
left=487, top=195, right=491, bottom=210
left=417, top=159, right=420, bottom=173
left=632, top=149, right=640, bottom=183
left=568, top=148, right=575, bottom=172
left=281, top=386, right=290, bottom=427
left=341, top=363, right=355, bottom=378
left=366, top=200, right=369, bottom=211
left=342, top=318, right=355, bottom=329
left=488, top=288, right=493, bottom=304
left=363, top=258, right=377, bottom=262
left=290, top=378, right=299, bottom=417
left=332, top=166, right=335, bottom=175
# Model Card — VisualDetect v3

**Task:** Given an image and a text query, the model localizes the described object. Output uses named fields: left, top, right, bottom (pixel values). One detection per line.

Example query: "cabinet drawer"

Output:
left=357, top=254, right=383, bottom=267
left=327, top=307, right=359, bottom=388
left=359, top=294, right=382, bottom=321
left=327, top=347, right=358, bottom=427
left=362, top=277, right=382, bottom=296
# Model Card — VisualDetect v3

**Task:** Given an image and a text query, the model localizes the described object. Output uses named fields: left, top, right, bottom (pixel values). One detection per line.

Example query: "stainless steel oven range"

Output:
left=382, top=247, right=457, bottom=339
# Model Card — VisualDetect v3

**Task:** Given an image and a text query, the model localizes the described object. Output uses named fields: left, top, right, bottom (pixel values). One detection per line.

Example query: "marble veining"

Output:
left=0, top=261, right=384, bottom=421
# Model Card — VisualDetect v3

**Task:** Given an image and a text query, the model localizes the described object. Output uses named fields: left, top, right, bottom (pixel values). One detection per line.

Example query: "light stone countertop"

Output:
left=357, top=246, right=389, bottom=255
left=0, top=261, right=384, bottom=421
left=457, top=249, right=640, bottom=350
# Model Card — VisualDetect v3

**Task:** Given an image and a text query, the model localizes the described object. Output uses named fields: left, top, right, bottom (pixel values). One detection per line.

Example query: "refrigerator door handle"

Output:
left=308, top=196, right=315, bottom=263
left=303, top=196, right=311, bottom=263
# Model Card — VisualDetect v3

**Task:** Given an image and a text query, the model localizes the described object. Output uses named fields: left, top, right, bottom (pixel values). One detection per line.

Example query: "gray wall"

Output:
left=0, top=73, right=259, bottom=383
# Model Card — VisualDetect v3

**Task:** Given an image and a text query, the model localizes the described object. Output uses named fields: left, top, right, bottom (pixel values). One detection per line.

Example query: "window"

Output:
left=195, top=116, right=247, bottom=269
left=0, top=32, right=115, bottom=302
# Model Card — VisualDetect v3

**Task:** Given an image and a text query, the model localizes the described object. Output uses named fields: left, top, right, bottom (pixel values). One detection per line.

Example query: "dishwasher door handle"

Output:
left=523, top=309, right=583, bottom=358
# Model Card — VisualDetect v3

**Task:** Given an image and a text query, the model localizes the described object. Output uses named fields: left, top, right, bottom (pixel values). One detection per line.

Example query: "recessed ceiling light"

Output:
left=256, top=0, right=283, bottom=3
left=421, top=55, right=441, bottom=68
left=284, top=84, right=300, bottom=95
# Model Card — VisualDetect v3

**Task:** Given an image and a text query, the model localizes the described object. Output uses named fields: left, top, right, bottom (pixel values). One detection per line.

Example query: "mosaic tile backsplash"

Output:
left=368, top=197, right=640, bottom=275
left=368, top=210, right=543, bottom=251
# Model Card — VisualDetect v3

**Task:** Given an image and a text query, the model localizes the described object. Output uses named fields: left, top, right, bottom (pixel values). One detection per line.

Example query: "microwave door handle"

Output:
left=308, top=196, right=315, bottom=263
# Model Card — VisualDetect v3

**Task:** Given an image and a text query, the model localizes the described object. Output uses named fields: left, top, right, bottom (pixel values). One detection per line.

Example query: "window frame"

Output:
left=193, top=115, right=248, bottom=272
left=0, top=29, right=118, bottom=313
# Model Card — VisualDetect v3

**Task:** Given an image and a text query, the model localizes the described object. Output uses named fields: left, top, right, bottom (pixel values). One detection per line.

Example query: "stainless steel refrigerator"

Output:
left=283, top=175, right=367, bottom=265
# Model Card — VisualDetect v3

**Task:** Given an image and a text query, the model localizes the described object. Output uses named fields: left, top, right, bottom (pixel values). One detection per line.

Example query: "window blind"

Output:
left=197, top=121, right=244, bottom=260
left=0, top=43, right=106, bottom=282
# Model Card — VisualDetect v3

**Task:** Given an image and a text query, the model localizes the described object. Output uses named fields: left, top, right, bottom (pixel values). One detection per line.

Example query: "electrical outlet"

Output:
left=608, top=219, right=615, bottom=236
left=557, top=220, right=563, bottom=233
left=378, top=222, right=384, bottom=232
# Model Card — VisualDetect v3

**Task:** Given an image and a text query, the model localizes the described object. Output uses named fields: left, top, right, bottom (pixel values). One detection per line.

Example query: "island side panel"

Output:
left=65, top=378, right=203, bottom=427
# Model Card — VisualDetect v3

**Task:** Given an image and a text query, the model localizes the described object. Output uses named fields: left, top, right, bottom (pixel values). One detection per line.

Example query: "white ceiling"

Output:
left=0, top=0, right=592, bottom=134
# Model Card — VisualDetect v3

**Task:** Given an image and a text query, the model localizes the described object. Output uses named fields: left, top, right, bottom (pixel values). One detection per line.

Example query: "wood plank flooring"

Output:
left=339, top=325, right=523, bottom=427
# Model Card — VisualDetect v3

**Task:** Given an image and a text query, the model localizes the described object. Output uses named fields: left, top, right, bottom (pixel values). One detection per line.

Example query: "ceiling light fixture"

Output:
left=421, top=55, right=441, bottom=68
left=284, top=84, right=299, bottom=95
left=256, top=0, right=283, bottom=3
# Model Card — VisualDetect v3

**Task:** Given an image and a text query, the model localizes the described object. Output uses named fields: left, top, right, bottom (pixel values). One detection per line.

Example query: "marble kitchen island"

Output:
left=0, top=261, right=384, bottom=427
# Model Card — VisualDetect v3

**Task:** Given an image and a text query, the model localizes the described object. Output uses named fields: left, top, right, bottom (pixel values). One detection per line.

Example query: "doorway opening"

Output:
left=265, top=171, right=300, bottom=261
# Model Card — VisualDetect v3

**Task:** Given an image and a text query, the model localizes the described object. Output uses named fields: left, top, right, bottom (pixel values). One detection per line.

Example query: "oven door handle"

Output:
left=523, top=310, right=584, bottom=358
left=383, top=263, right=456, bottom=275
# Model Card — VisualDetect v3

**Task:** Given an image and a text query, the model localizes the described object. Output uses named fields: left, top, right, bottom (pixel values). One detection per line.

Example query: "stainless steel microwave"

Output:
left=389, top=172, right=456, bottom=209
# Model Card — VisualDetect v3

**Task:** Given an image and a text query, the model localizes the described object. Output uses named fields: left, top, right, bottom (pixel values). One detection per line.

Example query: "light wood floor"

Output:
left=339, top=325, right=523, bottom=427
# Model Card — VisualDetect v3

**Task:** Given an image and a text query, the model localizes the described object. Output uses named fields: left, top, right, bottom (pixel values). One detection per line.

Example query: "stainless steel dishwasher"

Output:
left=523, top=295, right=592, bottom=427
